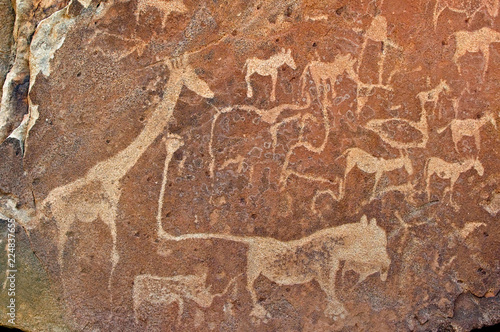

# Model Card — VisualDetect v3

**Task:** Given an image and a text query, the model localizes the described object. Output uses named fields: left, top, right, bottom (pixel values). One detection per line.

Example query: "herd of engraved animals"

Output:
left=42, top=0, right=500, bottom=326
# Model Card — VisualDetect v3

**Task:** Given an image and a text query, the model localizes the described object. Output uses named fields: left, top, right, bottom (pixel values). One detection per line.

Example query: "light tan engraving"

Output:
left=453, top=27, right=500, bottom=79
left=437, top=112, right=497, bottom=152
left=416, top=79, right=451, bottom=119
left=136, top=0, right=188, bottom=28
left=338, top=148, right=413, bottom=200
left=358, top=15, right=400, bottom=85
left=365, top=80, right=449, bottom=149
left=311, top=188, right=342, bottom=215
left=41, top=55, right=213, bottom=291
left=299, top=53, right=358, bottom=106
left=425, top=157, right=484, bottom=209
left=244, top=49, right=297, bottom=102
left=159, top=215, right=391, bottom=321
left=434, top=0, right=499, bottom=28
left=133, top=273, right=238, bottom=324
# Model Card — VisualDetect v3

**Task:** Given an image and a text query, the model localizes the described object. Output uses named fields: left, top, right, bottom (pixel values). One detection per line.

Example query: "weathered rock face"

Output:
left=1, top=0, right=500, bottom=331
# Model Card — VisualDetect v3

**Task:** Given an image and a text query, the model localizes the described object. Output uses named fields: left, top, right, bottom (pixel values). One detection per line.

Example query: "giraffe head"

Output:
left=166, top=54, right=215, bottom=99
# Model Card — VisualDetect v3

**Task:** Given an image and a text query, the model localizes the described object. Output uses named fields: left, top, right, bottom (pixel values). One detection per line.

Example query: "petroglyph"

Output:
left=358, top=15, right=400, bottom=85
left=244, top=48, right=297, bottom=102
left=136, top=0, right=188, bottom=28
left=158, top=215, right=391, bottom=320
left=425, top=157, right=484, bottom=209
left=416, top=79, right=450, bottom=119
left=311, top=188, right=342, bottom=215
left=41, top=55, right=213, bottom=292
left=299, top=53, right=358, bottom=106
left=338, top=148, right=414, bottom=200
left=438, top=112, right=497, bottom=152
left=207, top=95, right=312, bottom=178
left=365, top=81, right=449, bottom=150
left=133, top=273, right=237, bottom=324
left=434, top=0, right=500, bottom=28
left=453, top=27, right=500, bottom=79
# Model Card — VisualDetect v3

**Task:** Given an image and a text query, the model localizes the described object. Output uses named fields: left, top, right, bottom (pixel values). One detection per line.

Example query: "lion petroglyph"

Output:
left=244, top=48, right=297, bottom=102
left=425, top=157, right=484, bottom=209
left=338, top=148, right=414, bottom=200
left=453, top=27, right=500, bottom=79
left=133, top=273, right=238, bottom=324
left=438, top=112, right=497, bottom=152
left=40, top=55, right=213, bottom=294
left=158, top=215, right=391, bottom=320
left=136, top=0, right=188, bottom=28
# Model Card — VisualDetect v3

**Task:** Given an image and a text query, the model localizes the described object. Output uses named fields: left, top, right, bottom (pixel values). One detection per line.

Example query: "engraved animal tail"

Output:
left=213, top=273, right=242, bottom=299
left=335, top=148, right=352, bottom=161
left=242, top=59, right=249, bottom=73
left=299, top=63, right=311, bottom=96
left=437, top=122, right=450, bottom=134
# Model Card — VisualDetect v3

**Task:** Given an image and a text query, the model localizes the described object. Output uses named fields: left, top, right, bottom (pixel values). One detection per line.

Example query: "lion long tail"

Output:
left=437, top=122, right=450, bottom=134
left=299, top=63, right=311, bottom=96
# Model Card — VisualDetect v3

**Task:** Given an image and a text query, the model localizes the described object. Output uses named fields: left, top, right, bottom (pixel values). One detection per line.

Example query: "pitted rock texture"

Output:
left=1, top=0, right=500, bottom=331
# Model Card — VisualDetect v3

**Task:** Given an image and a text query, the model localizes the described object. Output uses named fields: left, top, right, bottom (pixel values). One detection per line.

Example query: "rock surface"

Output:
left=1, top=0, right=500, bottom=331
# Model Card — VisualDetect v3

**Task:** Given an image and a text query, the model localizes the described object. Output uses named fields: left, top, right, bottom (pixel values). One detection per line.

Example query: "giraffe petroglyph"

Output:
left=425, top=157, right=484, bottom=209
left=157, top=215, right=391, bottom=321
left=40, top=54, right=214, bottom=293
left=438, top=112, right=497, bottom=152
left=244, top=48, right=297, bottom=102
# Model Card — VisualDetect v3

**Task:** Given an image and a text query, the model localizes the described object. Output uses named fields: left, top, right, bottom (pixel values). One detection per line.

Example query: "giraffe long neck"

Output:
left=88, top=79, right=184, bottom=182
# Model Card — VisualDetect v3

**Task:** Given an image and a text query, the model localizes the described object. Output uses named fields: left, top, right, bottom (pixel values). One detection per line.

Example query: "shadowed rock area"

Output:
left=0, top=0, right=500, bottom=331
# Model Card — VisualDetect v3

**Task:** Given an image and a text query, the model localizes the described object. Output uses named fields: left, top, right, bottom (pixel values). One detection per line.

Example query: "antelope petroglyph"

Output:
left=338, top=148, right=414, bottom=199
left=425, top=157, right=484, bottom=209
left=133, top=273, right=238, bottom=324
left=136, top=0, right=188, bottom=28
left=158, top=215, right=391, bottom=321
left=244, top=48, right=297, bottom=102
left=438, top=112, right=497, bottom=152
left=40, top=55, right=213, bottom=294
left=453, top=27, right=500, bottom=79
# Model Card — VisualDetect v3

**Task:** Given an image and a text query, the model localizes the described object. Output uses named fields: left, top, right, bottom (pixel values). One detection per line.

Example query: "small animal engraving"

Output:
left=133, top=273, right=237, bottom=324
left=338, top=148, right=414, bottom=200
left=425, top=157, right=484, bottom=209
left=453, top=27, right=500, bottom=79
left=244, top=49, right=297, bottom=102
left=136, top=0, right=188, bottom=28
left=437, top=112, right=497, bottom=152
